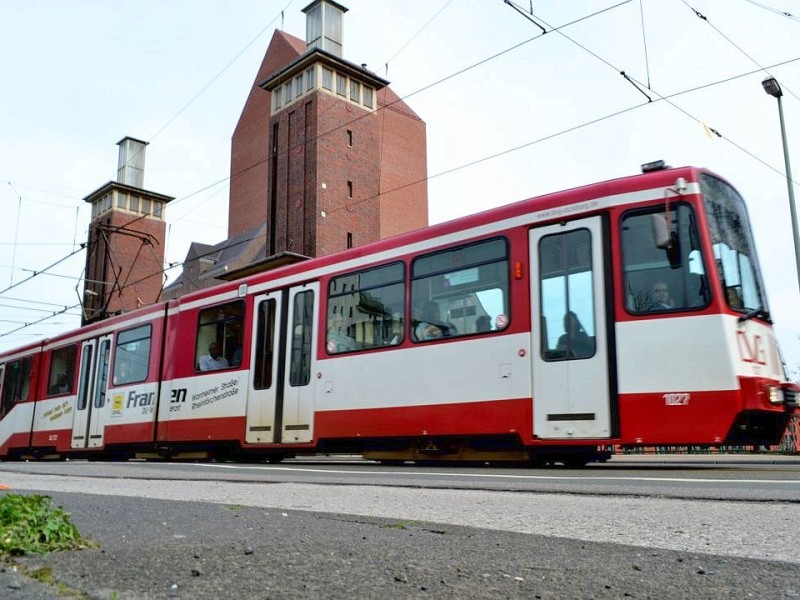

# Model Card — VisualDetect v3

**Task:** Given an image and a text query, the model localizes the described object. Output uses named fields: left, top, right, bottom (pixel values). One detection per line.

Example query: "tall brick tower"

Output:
left=229, top=0, right=427, bottom=264
left=82, top=137, right=174, bottom=324
left=165, top=0, right=428, bottom=296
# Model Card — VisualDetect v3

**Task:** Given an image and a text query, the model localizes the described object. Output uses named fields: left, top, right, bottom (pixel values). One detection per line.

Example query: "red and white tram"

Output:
left=1, top=163, right=797, bottom=466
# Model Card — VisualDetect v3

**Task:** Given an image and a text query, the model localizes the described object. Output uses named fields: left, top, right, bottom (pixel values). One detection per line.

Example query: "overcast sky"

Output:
left=1, top=0, right=799, bottom=370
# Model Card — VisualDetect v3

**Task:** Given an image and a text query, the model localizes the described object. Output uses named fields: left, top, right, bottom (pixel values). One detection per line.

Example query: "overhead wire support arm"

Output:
left=503, top=0, right=547, bottom=35
left=621, top=71, right=652, bottom=102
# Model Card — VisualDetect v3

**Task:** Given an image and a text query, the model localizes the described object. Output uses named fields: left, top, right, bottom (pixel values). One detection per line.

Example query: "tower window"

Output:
left=347, top=181, right=353, bottom=198
left=305, top=67, right=315, bottom=91
left=350, top=80, right=361, bottom=102
left=322, top=68, right=333, bottom=90
left=363, top=87, right=374, bottom=109
left=336, top=73, right=346, bottom=96
left=347, top=232, right=353, bottom=249
left=295, top=75, right=303, bottom=98
left=347, top=130, right=353, bottom=147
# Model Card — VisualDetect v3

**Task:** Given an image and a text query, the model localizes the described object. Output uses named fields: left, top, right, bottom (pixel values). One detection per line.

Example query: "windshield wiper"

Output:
left=738, top=307, right=772, bottom=324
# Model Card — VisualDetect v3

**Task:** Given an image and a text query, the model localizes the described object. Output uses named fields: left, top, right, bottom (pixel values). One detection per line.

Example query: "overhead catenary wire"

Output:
left=148, top=0, right=296, bottom=144
left=2, top=2, right=798, bottom=342
left=2, top=0, right=634, bottom=296
left=742, top=0, right=800, bottom=23
left=382, top=0, right=455, bottom=77
left=17, top=55, right=800, bottom=333
left=680, top=0, right=800, bottom=104
left=513, top=4, right=800, bottom=188
left=639, top=0, right=651, bottom=89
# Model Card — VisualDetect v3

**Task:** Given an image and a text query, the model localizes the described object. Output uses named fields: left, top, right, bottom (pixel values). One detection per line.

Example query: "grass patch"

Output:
left=381, top=520, right=417, bottom=530
left=0, top=494, right=95, bottom=555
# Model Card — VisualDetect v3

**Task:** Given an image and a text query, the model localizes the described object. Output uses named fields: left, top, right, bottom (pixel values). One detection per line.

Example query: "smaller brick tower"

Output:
left=82, top=137, right=174, bottom=324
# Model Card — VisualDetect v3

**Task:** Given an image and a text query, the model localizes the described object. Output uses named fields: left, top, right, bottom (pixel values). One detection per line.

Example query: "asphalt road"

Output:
left=1, top=455, right=799, bottom=599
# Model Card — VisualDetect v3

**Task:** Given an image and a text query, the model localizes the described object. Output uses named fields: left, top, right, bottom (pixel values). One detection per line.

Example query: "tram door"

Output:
left=530, top=217, right=612, bottom=439
left=246, top=283, right=318, bottom=445
left=71, top=334, right=112, bottom=449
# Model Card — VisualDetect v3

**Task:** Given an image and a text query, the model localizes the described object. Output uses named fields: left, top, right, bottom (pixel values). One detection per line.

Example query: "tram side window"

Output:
left=621, top=204, right=710, bottom=315
left=195, top=301, right=245, bottom=372
left=1, top=357, right=33, bottom=419
left=326, top=262, right=405, bottom=354
left=47, top=345, right=77, bottom=396
left=113, top=325, right=152, bottom=385
left=411, top=237, right=510, bottom=342
left=539, top=229, right=596, bottom=361
left=290, top=291, right=314, bottom=387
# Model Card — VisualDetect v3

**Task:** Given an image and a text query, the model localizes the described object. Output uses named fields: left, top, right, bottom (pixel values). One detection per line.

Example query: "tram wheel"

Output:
left=562, top=456, right=590, bottom=468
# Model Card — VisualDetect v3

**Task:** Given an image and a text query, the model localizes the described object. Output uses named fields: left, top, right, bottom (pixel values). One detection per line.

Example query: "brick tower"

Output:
left=229, top=0, right=427, bottom=264
left=82, top=137, right=173, bottom=324
left=165, top=0, right=428, bottom=296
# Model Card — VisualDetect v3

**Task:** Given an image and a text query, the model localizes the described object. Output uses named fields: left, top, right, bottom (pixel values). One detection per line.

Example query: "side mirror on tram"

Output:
left=651, top=214, right=671, bottom=249
left=651, top=214, right=682, bottom=269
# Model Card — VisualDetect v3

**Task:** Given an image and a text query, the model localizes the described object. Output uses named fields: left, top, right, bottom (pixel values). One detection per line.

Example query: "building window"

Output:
left=115, top=192, right=125, bottom=210
left=305, top=67, right=315, bottom=91
left=129, top=195, right=140, bottom=213
left=141, top=198, right=152, bottom=216
left=273, top=89, right=281, bottom=111
left=350, top=80, right=361, bottom=103
left=284, top=82, right=292, bottom=104
left=347, top=232, right=353, bottom=249
left=322, top=67, right=333, bottom=91
left=347, top=129, right=353, bottom=147
left=336, top=73, right=346, bottom=97
left=295, top=75, right=303, bottom=98
left=347, top=181, right=353, bottom=198
left=363, top=87, right=374, bottom=108
left=153, top=201, right=163, bottom=219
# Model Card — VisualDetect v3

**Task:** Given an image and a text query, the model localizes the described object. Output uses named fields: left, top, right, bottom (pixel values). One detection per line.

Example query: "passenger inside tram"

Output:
left=556, top=311, right=595, bottom=358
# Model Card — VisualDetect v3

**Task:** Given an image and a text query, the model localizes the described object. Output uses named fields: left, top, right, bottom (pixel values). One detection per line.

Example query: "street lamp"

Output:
left=762, top=76, right=800, bottom=292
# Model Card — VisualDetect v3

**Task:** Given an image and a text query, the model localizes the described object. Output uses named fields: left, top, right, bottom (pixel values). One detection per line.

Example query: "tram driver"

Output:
left=650, top=281, right=675, bottom=310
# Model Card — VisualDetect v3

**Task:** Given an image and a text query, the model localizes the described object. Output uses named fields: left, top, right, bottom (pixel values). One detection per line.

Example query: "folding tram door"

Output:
left=529, top=216, right=615, bottom=440
left=246, top=283, right=319, bottom=445
left=71, top=334, right=113, bottom=449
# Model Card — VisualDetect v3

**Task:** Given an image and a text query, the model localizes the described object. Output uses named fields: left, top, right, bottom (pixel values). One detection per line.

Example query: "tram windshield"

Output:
left=701, top=174, right=768, bottom=316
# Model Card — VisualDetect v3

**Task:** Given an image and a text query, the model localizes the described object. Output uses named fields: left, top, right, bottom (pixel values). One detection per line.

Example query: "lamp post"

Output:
left=762, top=76, right=800, bottom=292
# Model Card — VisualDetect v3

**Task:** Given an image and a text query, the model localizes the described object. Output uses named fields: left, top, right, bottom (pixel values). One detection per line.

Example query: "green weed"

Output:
left=381, top=520, right=417, bottom=530
left=0, top=494, right=95, bottom=555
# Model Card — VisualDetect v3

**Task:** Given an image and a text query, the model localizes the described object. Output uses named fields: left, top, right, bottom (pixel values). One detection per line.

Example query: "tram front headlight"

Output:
left=767, top=385, right=785, bottom=405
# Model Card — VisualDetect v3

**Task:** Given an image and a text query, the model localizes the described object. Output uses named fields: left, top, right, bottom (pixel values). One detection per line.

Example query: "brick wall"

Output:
left=229, top=31, right=305, bottom=239
left=86, top=211, right=166, bottom=318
